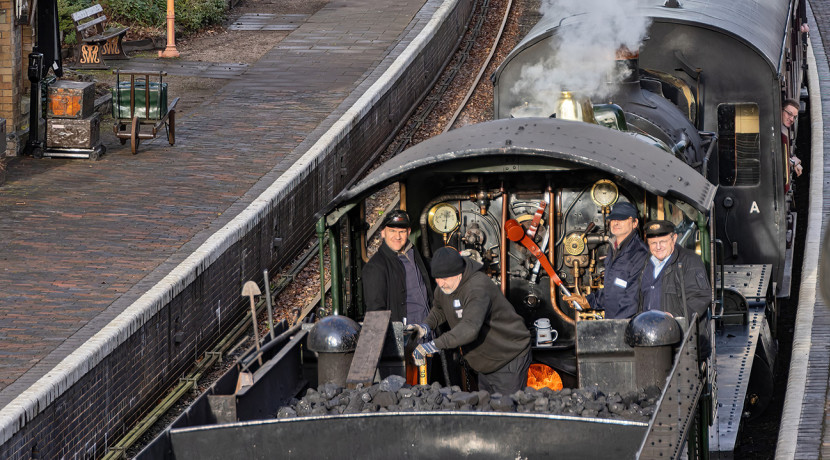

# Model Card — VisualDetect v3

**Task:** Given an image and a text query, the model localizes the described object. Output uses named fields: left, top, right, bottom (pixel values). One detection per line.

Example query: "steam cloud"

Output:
left=510, top=0, right=651, bottom=118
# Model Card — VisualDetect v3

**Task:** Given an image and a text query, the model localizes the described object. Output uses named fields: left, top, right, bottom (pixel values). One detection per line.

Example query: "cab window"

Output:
left=717, top=103, right=760, bottom=186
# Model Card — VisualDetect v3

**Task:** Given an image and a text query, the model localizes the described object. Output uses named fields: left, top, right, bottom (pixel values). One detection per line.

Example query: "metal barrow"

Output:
left=112, top=70, right=179, bottom=154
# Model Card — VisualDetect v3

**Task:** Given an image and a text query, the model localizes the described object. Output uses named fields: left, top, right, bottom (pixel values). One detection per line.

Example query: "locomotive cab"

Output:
left=320, top=117, right=716, bottom=395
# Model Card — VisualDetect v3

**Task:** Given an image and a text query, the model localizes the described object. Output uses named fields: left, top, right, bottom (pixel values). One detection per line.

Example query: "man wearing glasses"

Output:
left=782, top=98, right=803, bottom=177
left=639, top=220, right=711, bottom=356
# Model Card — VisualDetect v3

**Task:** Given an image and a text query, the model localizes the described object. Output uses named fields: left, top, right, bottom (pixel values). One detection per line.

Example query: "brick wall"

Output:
left=0, top=0, right=474, bottom=457
left=0, top=0, right=31, bottom=157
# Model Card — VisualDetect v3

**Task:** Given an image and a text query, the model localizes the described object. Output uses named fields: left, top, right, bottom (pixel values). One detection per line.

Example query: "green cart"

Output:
left=112, top=70, right=179, bottom=154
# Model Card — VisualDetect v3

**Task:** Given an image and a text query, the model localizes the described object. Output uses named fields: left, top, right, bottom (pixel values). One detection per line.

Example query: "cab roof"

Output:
left=331, top=118, right=716, bottom=212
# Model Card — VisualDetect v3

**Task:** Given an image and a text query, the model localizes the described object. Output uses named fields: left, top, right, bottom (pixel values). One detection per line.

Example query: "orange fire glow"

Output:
left=527, top=363, right=563, bottom=391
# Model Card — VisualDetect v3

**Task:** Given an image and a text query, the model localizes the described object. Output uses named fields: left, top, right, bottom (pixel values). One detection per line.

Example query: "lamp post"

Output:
left=158, top=0, right=180, bottom=57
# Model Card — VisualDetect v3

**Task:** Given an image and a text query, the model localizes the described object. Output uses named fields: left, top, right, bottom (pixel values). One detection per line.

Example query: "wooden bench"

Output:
left=71, top=4, right=129, bottom=69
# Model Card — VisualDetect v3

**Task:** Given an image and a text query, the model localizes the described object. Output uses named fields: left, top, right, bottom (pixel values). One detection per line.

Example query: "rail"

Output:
left=443, top=0, right=513, bottom=132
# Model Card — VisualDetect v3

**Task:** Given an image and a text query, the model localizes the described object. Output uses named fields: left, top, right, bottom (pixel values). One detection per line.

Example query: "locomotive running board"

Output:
left=708, top=306, right=765, bottom=456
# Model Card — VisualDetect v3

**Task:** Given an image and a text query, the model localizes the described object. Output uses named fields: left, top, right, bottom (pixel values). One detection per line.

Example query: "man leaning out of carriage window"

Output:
left=782, top=97, right=803, bottom=177
left=562, top=201, right=649, bottom=319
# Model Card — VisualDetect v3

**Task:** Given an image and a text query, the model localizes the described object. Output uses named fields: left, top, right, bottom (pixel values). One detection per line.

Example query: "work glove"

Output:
left=412, top=341, right=438, bottom=366
left=404, top=323, right=430, bottom=341
left=563, top=294, right=590, bottom=311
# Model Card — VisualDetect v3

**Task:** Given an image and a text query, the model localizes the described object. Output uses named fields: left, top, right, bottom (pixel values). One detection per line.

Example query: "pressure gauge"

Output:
left=564, top=232, right=586, bottom=255
left=591, top=180, right=619, bottom=207
left=428, top=203, right=460, bottom=234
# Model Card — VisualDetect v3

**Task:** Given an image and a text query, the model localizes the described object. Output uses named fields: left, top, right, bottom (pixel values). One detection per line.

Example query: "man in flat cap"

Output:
left=408, top=247, right=531, bottom=394
left=640, top=220, right=712, bottom=356
left=362, top=210, right=432, bottom=333
left=563, top=201, right=649, bottom=318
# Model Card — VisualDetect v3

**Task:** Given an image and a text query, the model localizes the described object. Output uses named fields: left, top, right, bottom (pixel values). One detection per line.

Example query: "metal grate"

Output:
left=228, top=13, right=309, bottom=31
left=717, top=264, right=771, bottom=300
left=639, top=320, right=702, bottom=459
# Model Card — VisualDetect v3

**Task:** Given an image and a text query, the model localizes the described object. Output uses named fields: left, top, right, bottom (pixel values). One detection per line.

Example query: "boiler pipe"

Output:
left=500, top=183, right=508, bottom=295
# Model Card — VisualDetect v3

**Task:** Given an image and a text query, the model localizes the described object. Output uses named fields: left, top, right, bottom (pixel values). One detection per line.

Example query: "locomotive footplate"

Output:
left=708, top=306, right=765, bottom=454
left=717, top=264, right=772, bottom=302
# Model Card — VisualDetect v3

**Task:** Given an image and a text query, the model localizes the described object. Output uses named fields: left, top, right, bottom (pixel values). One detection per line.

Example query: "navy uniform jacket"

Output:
left=586, top=232, right=649, bottom=319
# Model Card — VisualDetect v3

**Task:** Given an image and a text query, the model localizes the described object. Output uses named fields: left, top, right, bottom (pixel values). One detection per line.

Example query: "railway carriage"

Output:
left=139, top=1, right=808, bottom=458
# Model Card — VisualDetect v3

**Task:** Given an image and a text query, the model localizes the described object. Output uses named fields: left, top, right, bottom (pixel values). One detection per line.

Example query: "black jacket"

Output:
left=639, top=244, right=712, bottom=357
left=362, top=241, right=432, bottom=322
left=587, top=231, right=649, bottom=319
left=426, top=258, right=531, bottom=374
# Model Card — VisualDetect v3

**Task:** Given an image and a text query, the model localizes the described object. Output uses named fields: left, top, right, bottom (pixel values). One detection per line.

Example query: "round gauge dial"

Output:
left=428, top=203, right=460, bottom=234
left=564, top=232, right=586, bottom=255
left=591, top=180, right=619, bottom=207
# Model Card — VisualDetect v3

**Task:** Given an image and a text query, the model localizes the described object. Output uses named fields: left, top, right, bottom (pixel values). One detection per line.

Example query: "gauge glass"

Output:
left=428, top=203, right=460, bottom=234
left=591, top=180, right=619, bottom=207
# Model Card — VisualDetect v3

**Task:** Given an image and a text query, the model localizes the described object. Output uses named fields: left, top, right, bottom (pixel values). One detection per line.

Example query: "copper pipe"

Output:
left=549, top=185, right=575, bottom=326
left=500, top=183, right=508, bottom=294
left=400, top=183, right=407, bottom=211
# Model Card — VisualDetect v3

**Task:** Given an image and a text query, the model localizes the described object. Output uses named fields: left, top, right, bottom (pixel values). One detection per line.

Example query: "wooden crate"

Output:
left=47, top=113, right=100, bottom=149
left=47, top=80, right=95, bottom=119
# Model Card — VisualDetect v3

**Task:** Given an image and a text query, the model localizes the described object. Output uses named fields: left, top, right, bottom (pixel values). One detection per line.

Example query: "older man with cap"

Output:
left=640, top=220, right=712, bottom=356
left=563, top=201, right=649, bottom=319
left=362, top=210, right=432, bottom=331
left=408, top=247, right=531, bottom=395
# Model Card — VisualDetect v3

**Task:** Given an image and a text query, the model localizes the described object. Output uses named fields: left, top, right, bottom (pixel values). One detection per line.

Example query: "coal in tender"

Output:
left=274, top=376, right=658, bottom=423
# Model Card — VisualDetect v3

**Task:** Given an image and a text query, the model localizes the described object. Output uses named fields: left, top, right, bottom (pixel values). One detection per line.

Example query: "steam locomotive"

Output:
left=140, top=0, right=809, bottom=458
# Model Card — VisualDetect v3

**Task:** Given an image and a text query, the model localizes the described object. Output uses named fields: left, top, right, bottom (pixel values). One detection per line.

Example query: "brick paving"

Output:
left=0, top=0, right=427, bottom=406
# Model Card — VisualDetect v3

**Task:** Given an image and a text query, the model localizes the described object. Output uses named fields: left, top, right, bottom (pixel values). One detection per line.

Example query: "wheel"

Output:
left=130, top=116, right=140, bottom=154
left=167, top=109, right=175, bottom=145
left=744, top=354, right=774, bottom=420
left=117, top=123, right=128, bottom=144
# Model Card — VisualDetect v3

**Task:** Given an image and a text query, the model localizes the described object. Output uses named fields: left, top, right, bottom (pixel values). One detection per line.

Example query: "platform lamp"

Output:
left=158, top=0, right=180, bottom=57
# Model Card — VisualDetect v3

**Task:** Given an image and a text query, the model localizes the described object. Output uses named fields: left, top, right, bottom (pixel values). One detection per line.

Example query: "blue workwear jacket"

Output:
left=586, top=232, right=649, bottom=319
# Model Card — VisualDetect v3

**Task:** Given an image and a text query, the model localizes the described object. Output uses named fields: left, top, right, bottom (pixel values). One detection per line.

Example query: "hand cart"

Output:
left=112, top=70, right=179, bottom=154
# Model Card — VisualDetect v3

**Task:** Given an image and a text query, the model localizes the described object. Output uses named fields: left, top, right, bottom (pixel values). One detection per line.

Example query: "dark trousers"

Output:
left=478, top=349, right=531, bottom=395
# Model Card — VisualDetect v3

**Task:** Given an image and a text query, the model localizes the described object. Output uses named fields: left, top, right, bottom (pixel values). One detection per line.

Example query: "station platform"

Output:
left=0, top=0, right=468, bottom=455
left=776, top=1, right=830, bottom=458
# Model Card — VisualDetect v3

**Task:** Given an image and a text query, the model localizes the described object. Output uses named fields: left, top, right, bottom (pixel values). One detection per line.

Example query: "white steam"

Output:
left=510, top=0, right=651, bottom=118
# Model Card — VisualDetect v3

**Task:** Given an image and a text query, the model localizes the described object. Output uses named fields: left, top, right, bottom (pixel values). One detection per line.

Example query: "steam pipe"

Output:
left=316, top=217, right=327, bottom=313
left=329, top=225, right=342, bottom=315
left=700, top=131, right=718, bottom=181
left=500, top=183, right=508, bottom=295
left=547, top=185, right=574, bottom=326
left=359, top=202, right=369, bottom=263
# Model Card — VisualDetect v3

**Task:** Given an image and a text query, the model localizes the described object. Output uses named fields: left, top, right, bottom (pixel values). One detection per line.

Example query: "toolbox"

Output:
left=47, top=80, right=95, bottom=119
left=47, top=113, right=100, bottom=149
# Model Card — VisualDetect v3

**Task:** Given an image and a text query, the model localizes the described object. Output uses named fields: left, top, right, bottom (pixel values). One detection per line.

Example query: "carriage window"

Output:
left=717, top=103, right=760, bottom=186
